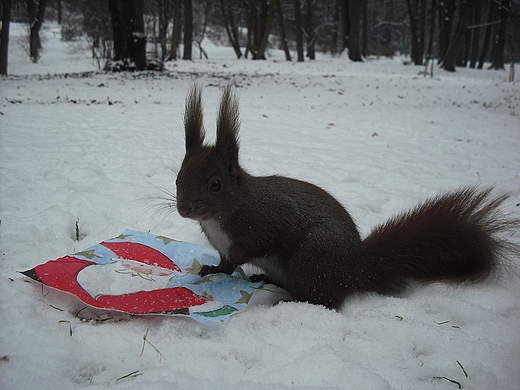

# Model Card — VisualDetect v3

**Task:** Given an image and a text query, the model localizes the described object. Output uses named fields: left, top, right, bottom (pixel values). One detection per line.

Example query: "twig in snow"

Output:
left=58, top=320, right=73, bottom=336
left=75, top=218, right=80, bottom=241
left=141, top=327, right=165, bottom=361
left=433, top=376, right=462, bottom=388
left=40, top=283, right=50, bottom=297
left=457, top=361, right=469, bottom=377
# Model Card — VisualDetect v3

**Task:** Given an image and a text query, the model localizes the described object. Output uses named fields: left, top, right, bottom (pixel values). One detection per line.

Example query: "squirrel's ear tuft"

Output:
left=216, top=85, right=241, bottom=168
left=184, top=85, right=205, bottom=151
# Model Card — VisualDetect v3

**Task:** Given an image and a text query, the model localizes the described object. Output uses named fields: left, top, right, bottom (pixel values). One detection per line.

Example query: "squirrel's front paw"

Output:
left=199, top=261, right=235, bottom=276
left=249, top=273, right=271, bottom=284
left=199, top=264, right=219, bottom=277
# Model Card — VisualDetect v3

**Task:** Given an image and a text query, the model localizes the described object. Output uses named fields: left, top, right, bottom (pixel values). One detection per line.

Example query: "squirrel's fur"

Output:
left=175, top=85, right=518, bottom=309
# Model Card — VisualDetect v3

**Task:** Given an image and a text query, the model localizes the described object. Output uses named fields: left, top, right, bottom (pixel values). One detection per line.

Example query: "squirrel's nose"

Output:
left=177, top=202, right=193, bottom=218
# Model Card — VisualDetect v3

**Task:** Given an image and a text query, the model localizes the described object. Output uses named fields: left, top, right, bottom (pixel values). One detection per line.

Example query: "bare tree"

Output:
left=419, top=0, right=426, bottom=62
left=275, top=0, right=291, bottom=61
left=243, top=0, right=275, bottom=60
left=1, top=0, right=12, bottom=75
left=426, top=0, right=437, bottom=61
left=183, top=0, right=193, bottom=60
left=168, top=0, right=181, bottom=61
left=489, top=0, right=510, bottom=70
left=293, top=0, right=304, bottom=61
left=477, top=0, right=496, bottom=69
left=329, top=0, right=340, bottom=55
left=194, top=0, right=210, bottom=59
left=26, top=0, right=47, bottom=63
left=442, top=0, right=476, bottom=71
left=56, top=0, right=61, bottom=24
left=438, top=0, right=456, bottom=62
left=75, top=0, right=113, bottom=69
left=361, top=0, right=368, bottom=57
left=107, top=0, right=147, bottom=70
left=155, top=0, right=173, bottom=62
left=221, top=0, right=242, bottom=59
left=468, top=0, right=481, bottom=68
left=346, top=0, right=362, bottom=61
left=405, top=0, right=426, bottom=65
left=406, top=0, right=421, bottom=64
left=304, top=0, right=316, bottom=60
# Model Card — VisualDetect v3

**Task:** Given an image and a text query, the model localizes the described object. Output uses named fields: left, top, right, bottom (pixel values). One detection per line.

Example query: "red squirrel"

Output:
left=175, top=85, right=518, bottom=310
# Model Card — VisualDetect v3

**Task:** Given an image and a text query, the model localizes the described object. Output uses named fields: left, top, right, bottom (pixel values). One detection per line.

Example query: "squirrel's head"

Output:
left=176, top=85, right=242, bottom=221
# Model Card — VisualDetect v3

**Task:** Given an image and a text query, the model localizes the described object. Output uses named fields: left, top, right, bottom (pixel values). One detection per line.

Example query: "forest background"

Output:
left=1, top=0, right=519, bottom=76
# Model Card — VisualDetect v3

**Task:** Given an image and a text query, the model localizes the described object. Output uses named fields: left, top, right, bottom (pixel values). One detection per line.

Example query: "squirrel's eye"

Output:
left=210, top=179, right=222, bottom=193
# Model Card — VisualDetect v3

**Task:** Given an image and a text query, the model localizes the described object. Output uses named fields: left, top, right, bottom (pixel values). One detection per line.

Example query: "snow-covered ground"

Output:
left=1, top=22, right=519, bottom=390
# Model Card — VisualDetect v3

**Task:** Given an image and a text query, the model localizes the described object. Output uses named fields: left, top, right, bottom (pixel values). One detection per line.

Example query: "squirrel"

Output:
left=175, top=85, right=519, bottom=310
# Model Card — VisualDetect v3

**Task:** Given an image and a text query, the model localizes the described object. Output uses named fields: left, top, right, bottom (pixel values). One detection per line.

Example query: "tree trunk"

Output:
left=168, top=0, right=181, bottom=61
left=248, top=0, right=275, bottom=60
left=0, top=0, right=12, bottom=75
left=347, top=0, right=362, bottom=61
left=469, top=0, right=480, bottom=68
left=419, top=0, right=426, bottom=63
left=228, top=2, right=242, bottom=59
left=441, top=0, right=475, bottom=72
left=329, top=0, right=340, bottom=55
left=426, top=0, right=436, bottom=60
left=221, top=0, right=242, bottom=59
left=26, top=0, right=36, bottom=26
left=340, top=0, right=349, bottom=51
left=477, top=0, right=495, bottom=68
left=438, top=0, right=456, bottom=62
left=489, top=0, right=509, bottom=70
left=157, top=0, right=171, bottom=63
left=27, top=0, right=47, bottom=63
left=361, top=0, right=367, bottom=57
left=242, top=0, right=251, bottom=58
left=195, top=0, right=209, bottom=59
left=107, top=0, right=147, bottom=70
left=242, top=0, right=274, bottom=60
left=57, top=0, right=62, bottom=24
left=275, top=0, right=291, bottom=61
left=459, top=17, right=472, bottom=67
left=183, top=0, right=193, bottom=60
left=406, top=0, right=420, bottom=64
left=293, top=0, right=304, bottom=61
left=254, top=1, right=275, bottom=60
left=304, top=0, right=315, bottom=60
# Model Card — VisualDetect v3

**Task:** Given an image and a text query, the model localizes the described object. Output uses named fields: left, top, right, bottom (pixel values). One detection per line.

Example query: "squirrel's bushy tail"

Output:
left=362, top=187, right=518, bottom=294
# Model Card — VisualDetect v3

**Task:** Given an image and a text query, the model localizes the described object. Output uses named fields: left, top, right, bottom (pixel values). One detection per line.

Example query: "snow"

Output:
left=1, top=22, right=520, bottom=390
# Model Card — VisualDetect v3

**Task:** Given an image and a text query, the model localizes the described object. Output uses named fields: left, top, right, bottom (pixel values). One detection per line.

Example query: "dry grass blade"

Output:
left=117, top=370, right=142, bottom=381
